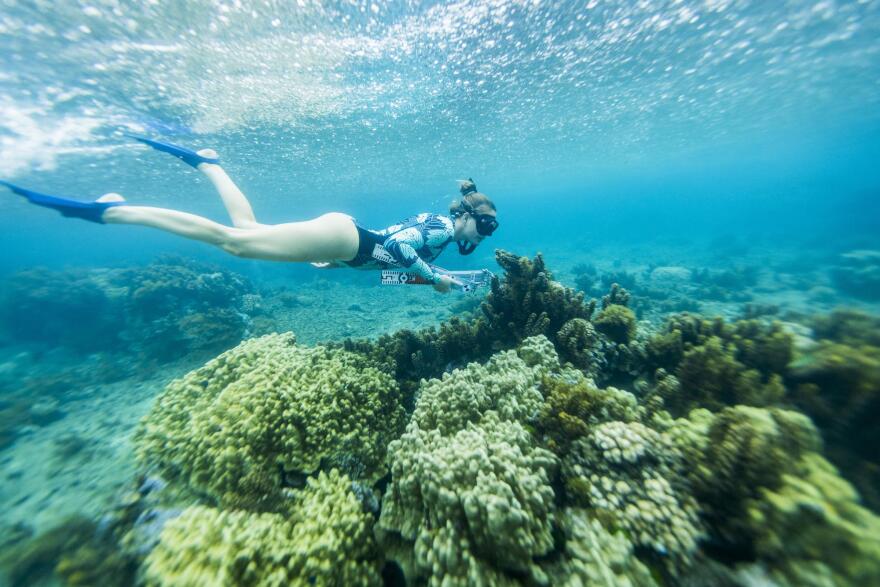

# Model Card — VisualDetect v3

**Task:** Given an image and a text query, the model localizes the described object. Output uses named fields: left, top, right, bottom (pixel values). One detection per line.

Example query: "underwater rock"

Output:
left=830, top=249, right=880, bottom=301
left=649, top=266, right=692, bottom=285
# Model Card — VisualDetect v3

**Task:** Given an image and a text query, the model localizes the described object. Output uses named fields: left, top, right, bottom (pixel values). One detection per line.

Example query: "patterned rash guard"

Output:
left=339, top=213, right=455, bottom=282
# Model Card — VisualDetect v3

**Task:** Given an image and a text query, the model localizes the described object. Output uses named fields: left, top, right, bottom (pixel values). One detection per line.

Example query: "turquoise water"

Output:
left=1, top=1, right=880, bottom=586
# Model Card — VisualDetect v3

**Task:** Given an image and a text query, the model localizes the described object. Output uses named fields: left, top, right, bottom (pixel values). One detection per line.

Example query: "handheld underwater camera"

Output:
left=380, top=267, right=495, bottom=293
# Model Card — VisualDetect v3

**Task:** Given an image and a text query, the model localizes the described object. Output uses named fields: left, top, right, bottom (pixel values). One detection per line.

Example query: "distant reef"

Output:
left=3, top=250, right=879, bottom=587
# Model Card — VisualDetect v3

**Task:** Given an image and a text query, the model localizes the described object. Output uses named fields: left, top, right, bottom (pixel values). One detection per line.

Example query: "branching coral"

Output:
left=557, top=317, right=601, bottom=371
left=135, top=333, right=404, bottom=511
left=144, top=470, right=381, bottom=587
left=641, top=313, right=793, bottom=414
left=481, top=251, right=595, bottom=349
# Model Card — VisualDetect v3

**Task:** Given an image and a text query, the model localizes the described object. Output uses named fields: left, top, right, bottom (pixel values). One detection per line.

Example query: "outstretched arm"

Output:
left=383, top=230, right=439, bottom=282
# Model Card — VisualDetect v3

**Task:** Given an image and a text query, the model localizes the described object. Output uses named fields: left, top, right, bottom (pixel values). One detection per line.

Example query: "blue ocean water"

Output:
left=1, top=0, right=878, bottom=274
left=1, top=1, right=880, bottom=585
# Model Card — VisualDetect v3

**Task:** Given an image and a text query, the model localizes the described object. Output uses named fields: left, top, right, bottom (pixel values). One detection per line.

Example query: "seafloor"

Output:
left=0, top=237, right=878, bottom=586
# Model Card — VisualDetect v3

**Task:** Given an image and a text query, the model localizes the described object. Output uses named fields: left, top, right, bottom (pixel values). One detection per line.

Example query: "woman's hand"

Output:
left=432, top=274, right=462, bottom=293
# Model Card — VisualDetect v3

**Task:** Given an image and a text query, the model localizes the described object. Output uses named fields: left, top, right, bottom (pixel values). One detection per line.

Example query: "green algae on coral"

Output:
left=538, top=374, right=643, bottom=454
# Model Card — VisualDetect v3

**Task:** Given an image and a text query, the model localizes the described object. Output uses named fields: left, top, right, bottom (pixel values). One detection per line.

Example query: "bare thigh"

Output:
left=228, top=212, right=359, bottom=262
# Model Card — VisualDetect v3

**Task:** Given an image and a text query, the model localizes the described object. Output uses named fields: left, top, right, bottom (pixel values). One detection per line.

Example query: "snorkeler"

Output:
left=0, top=136, right=498, bottom=293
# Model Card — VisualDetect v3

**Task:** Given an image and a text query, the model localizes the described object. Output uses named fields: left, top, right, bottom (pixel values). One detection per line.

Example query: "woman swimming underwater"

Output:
left=0, top=136, right=498, bottom=293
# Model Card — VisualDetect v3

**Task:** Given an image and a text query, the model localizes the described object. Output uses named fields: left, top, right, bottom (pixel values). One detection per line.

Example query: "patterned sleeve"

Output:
left=382, top=215, right=453, bottom=282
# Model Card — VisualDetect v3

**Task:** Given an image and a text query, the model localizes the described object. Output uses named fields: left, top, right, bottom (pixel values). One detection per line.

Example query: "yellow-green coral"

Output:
left=593, top=304, right=637, bottom=344
left=144, top=470, right=381, bottom=586
left=563, top=421, right=704, bottom=571
left=135, top=333, right=404, bottom=511
left=538, top=374, right=643, bottom=453
left=378, top=412, right=558, bottom=586
left=542, top=508, right=658, bottom=587
left=674, top=406, right=822, bottom=549
left=411, top=335, right=572, bottom=436
left=747, top=454, right=880, bottom=587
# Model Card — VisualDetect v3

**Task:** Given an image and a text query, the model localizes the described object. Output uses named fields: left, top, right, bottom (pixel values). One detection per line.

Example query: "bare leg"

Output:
left=195, top=150, right=261, bottom=229
left=103, top=202, right=359, bottom=263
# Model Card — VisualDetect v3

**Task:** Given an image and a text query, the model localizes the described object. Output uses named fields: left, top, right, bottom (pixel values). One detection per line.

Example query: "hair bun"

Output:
left=459, top=178, right=478, bottom=197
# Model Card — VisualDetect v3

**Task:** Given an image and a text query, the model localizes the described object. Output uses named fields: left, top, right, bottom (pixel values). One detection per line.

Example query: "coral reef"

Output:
left=556, top=317, right=600, bottom=370
left=135, top=333, right=404, bottom=511
left=788, top=308, right=880, bottom=510
left=341, top=250, right=599, bottom=402
left=0, top=255, right=257, bottom=363
left=482, top=251, right=595, bottom=349
left=0, top=267, right=120, bottom=350
left=644, top=315, right=793, bottom=414
left=12, top=248, right=877, bottom=586
left=673, top=406, right=821, bottom=552
left=538, top=375, right=642, bottom=453
left=746, top=454, right=880, bottom=587
left=377, top=336, right=563, bottom=585
left=144, top=470, right=381, bottom=586
left=410, top=335, right=567, bottom=435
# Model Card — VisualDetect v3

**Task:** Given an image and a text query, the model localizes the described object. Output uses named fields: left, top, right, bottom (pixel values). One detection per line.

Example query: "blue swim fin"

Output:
left=0, top=180, right=124, bottom=224
left=125, top=133, right=220, bottom=168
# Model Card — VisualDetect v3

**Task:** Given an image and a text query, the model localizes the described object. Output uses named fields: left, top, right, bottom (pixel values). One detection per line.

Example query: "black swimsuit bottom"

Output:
left=346, top=224, right=385, bottom=267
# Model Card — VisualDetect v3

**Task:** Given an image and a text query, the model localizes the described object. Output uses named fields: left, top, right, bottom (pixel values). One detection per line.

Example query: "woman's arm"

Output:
left=383, top=227, right=439, bottom=282
left=382, top=215, right=454, bottom=282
